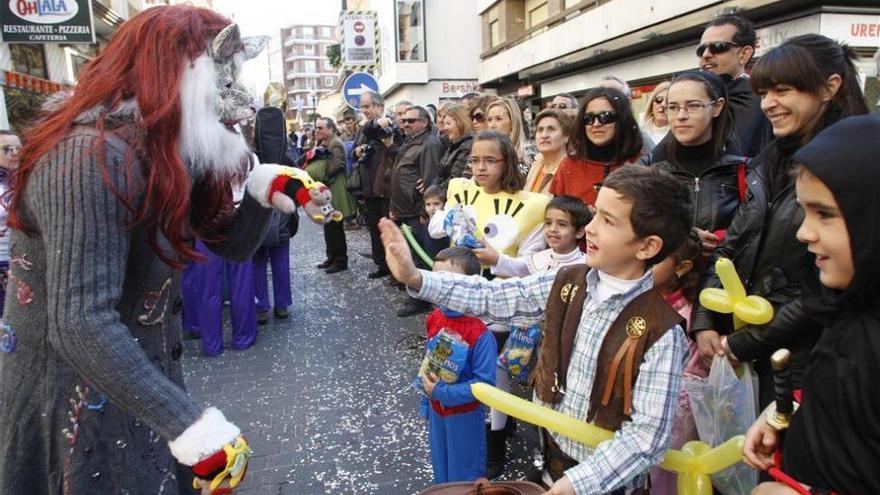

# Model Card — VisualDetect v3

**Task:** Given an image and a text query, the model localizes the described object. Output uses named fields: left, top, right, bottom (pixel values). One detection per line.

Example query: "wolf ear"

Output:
left=242, top=36, right=269, bottom=60
left=213, top=23, right=243, bottom=59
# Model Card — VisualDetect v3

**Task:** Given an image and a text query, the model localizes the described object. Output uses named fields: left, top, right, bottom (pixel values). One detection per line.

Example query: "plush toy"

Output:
left=246, top=164, right=343, bottom=224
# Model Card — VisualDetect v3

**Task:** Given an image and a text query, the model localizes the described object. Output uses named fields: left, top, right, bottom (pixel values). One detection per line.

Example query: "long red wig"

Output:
left=8, top=5, right=235, bottom=267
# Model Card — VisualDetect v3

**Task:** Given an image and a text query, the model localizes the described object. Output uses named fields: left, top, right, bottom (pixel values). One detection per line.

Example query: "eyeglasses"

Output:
left=696, top=41, right=740, bottom=58
left=466, top=156, right=503, bottom=166
left=664, top=100, right=716, bottom=115
left=401, top=118, right=423, bottom=124
left=471, top=112, right=486, bottom=123
left=653, top=95, right=666, bottom=105
left=582, top=111, right=618, bottom=126
left=1, top=146, right=21, bottom=155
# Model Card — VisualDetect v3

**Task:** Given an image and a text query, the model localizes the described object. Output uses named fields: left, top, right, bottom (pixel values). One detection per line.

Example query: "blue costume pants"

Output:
left=252, top=243, right=292, bottom=313
left=193, top=240, right=257, bottom=357
left=180, top=260, right=200, bottom=333
left=428, top=406, right=487, bottom=483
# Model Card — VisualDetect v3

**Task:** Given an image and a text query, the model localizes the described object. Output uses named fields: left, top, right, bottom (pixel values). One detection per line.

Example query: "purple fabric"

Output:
left=194, top=241, right=258, bottom=357
left=180, top=260, right=201, bottom=333
left=252, top=242, right=292, bottom=312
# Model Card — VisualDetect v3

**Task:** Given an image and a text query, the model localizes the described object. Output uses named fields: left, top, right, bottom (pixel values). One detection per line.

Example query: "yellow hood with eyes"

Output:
left=446, top=178, right=549, bottom=257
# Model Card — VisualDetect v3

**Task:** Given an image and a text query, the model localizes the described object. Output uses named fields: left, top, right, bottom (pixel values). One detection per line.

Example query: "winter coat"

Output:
left=437, top=134, right=473, bottom=189
left=353, top=119, right=393, bottom=198
left=389, top=129, right=442, bottom=219
left=726, top=76, right=773, bottom=158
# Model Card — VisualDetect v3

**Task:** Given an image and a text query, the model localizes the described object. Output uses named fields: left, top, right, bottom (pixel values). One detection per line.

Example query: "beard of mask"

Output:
left=178, top=52, right=253, bottom=179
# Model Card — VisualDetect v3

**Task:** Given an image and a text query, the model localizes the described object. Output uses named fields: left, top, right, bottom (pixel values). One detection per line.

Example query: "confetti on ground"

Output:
left=183, top=215, right=538, bottom=494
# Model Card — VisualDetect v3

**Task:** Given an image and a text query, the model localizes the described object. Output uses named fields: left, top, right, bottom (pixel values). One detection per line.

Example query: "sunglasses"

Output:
left=696, top=41, right=740, bottom=58
left=653, top=95, right=666, bottom=105
left=471, top=112, right=486, bottom=123
left=582, top=111, right=618, bottom=126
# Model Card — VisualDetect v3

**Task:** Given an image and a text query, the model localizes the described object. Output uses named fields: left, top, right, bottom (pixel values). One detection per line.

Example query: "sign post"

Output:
left=1, top=0, right=96, bottom=43
left=342, top=72, right=380, bottom=111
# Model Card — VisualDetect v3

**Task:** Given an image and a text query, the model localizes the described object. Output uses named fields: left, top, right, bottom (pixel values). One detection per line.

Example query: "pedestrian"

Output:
left=253, top=209, right=295, bottom=324
left=437, top=103, right=474, bottom=188
left=388, top=105, right=442, bottom=317
left=692, top=35, right=868, bottom=409
left=468, top=95, right=500, bottom=134
left=598, top=76, right=656, bottom=153
left=546, top=93, right=578, bottom=112
left=698, top=14, right=773, bottom=157
left=418, top=247, right=497, bottom=484
left=549, top=87, right=644, bottom=206
left=742, top=114, right=880, bottom=495
left=524, top=108, right=573, bottom=195
left=0, top=130, right=21, bottom=317
left=379, top=164, right=694, bottom=495
left=641, top=81, right=670, bottom=144
left=353, top=90, right=395, bottom=280
left=486, top=97, right=536, bottom=177
left=484, top=195, right=589, bottom=278
left=643, top=70, right=747, bottom=257
left=312, top=117, right=351, bottom=274
left=420, top=185, right=449, bottom=261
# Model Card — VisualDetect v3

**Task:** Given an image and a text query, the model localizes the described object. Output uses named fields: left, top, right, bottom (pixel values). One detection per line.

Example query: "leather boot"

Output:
left=316, top=258, right=334, bottom=269
left=485, top=426, right=507, bottom=479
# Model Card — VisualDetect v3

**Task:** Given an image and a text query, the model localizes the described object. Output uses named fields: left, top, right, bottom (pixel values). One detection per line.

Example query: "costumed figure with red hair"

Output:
left=0, top=6, right=339, bottom=494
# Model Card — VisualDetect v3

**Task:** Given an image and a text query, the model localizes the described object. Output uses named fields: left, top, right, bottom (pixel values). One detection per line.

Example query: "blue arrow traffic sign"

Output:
left=342, top=72, right=380, bottom=110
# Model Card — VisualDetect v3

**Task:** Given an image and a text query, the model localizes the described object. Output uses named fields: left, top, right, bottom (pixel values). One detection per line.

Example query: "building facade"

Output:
left=281, top=23, right=339, bottom=121
left=477, top=0, right=880, bottom=119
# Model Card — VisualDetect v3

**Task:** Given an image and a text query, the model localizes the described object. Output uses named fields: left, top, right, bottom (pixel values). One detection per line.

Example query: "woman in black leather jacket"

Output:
left=644, top=70, right=747, bottom=256
left=691, top=34, right=868, bottom=407
left=437, top=103, right=474, bottom=189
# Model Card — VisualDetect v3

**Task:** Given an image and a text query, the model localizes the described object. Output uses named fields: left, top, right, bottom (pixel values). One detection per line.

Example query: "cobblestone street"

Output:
left=182, top=214, right=537, bottom=494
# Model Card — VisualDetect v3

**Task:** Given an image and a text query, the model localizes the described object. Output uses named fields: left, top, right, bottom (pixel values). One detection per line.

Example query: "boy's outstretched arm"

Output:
left=379, top=218, right=423, bottom=289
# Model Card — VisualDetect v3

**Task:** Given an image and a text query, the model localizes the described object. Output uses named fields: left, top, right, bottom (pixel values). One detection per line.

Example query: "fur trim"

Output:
left=168, top=407, right=240, bottom=466
left=42, top=92, right=143, bottom=127
left=177, top=52, right=251, bottom=179
left=245, top=163, right=289, bottom=209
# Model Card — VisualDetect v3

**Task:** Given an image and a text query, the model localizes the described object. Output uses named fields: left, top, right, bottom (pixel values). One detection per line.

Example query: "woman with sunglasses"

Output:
left=641, top=81, right=671, bottom=144
left=549, top=87, right=643, bottom=205
left=692, top=35, right=868, bottom=411
left=468, top=95, right=500, bottom=134
left=486, top=97, right=537, bottom=178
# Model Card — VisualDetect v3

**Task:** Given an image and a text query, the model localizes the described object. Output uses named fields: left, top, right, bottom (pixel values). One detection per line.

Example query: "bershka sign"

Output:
left=1, top=0, right=96, bottom=43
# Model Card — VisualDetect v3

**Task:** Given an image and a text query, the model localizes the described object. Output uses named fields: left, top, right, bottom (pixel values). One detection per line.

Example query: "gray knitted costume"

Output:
left=0, top=125, right=270, bottom=494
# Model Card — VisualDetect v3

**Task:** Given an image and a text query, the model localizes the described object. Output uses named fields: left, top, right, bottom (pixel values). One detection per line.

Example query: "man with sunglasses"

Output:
left=698, top=14, right=771, bottom=157
left=0, top=130, right=19, bottom=317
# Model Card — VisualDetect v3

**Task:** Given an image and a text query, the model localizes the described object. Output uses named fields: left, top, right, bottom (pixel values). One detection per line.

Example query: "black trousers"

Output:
left=364, top=196, right=388, bottom=268
left=323, top=219, right=348, bottom=263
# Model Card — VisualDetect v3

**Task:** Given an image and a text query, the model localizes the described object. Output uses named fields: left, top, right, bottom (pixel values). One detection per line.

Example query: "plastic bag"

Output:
left=497, top=324, right=541, bottom=383
left=413, top=328, right=471, bottom=396
left=684, top=355, right=758, bottom=495
left=443, top=206, right=483, bottom=249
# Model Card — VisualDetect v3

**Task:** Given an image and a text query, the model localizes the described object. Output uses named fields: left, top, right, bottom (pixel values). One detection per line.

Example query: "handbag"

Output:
left=417, top=478, right=544, bottom=495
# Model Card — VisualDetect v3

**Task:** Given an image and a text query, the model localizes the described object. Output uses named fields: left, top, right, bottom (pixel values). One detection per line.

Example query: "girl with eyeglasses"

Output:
left=692, top=35, right=868, bottom=416
left=549, top=87, right=644, bottom=206
left=486, top=97, right=537, bottom=178
left=641, top=81, right=671, bottom=144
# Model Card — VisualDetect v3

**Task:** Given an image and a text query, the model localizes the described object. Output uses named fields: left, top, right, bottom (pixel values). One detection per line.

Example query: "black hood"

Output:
left=793, top=113, right=880, bottom=311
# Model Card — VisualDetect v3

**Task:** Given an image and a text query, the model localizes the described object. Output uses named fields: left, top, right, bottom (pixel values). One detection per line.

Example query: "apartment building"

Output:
left=281, top=24, right=339, bottom=119
left=478, top=0, right=880, bottom=116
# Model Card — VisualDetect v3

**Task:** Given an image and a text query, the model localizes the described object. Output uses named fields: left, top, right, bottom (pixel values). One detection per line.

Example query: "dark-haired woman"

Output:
left=644, top=71, right=747, bottom=256
left=692, top=34, right=869, bottom=408
left=549, top=87, right=643, bottom=205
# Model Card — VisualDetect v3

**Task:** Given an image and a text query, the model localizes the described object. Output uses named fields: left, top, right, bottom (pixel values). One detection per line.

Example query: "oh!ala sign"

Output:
left=1, top=0, right=96, bottom=43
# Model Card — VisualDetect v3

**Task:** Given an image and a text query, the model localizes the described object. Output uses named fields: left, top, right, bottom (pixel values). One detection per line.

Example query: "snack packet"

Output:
left=497, top=324, right=541, bottom=383
left=413, top=328, right=471, bottom=396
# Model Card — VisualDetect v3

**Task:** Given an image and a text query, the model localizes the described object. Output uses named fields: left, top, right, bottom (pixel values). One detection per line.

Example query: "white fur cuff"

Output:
left=168, top=407, right=241, bottom=466
left=245, top=163, right=289, bottom=209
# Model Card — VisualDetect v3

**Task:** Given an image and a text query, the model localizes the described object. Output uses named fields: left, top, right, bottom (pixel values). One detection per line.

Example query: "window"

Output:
left=302, top=26, right=315, bottom=40
left=9, top=44, right=47, bottom=79
left=324, top=77, right=334, bottom=87
left=321, top=26, right=332, bottom=38
left=304, top=60, right=317, bottom=73
left=305, top=45, right=316, bottom=56
left=489, top=20, right=501, bottom=47
left=527, top=1, right=549, bottom=28
left=396, top=1, right=425, bottom=62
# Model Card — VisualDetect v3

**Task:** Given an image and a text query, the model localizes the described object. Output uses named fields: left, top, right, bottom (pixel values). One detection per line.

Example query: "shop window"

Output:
left=9, top=44, right=48, bottom=79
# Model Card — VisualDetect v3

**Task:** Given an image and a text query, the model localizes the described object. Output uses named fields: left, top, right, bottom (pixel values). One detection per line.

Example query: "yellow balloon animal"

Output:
left=471, top=383, right=744, bottom=495
left=698, top=258, right=774, bottom=329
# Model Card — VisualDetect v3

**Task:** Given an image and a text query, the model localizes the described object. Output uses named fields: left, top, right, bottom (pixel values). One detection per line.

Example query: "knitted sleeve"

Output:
left=32, top=134, right=203, bottom=441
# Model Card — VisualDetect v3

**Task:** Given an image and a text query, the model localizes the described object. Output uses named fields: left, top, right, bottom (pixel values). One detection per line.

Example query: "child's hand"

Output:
left=473, top=244, right=500, bottom=266
left=742, top=406, right=780, bottom=471
left=421, top=372, right=439, bottom=398
left=542, top=475, right=575, bottom=495
left=379, top=218, right=422, bottom=289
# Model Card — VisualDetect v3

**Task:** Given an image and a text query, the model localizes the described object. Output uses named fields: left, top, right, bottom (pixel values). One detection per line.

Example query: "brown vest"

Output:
left=532, top=265, right=684, bottom=431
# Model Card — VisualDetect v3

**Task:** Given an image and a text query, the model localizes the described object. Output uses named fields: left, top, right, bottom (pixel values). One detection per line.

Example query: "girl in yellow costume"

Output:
left=427, top=130, right=549, bottom=477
